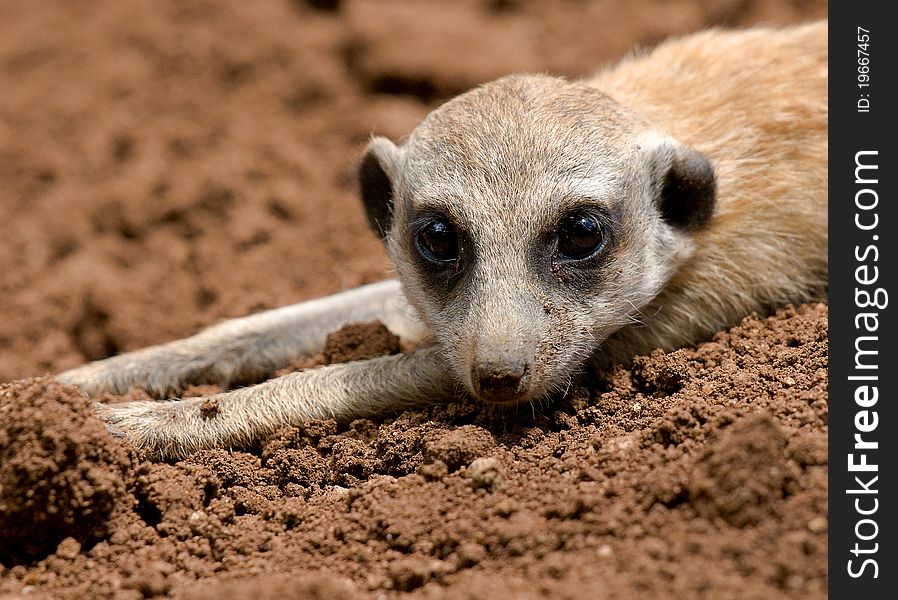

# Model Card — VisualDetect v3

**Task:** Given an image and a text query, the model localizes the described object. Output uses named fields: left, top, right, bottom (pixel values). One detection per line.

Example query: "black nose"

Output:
left=473, top=363, right=529, bottom=404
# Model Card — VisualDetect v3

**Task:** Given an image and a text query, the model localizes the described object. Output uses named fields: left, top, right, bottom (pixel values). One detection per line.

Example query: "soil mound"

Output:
left=0, top=378, right=132, bottom=564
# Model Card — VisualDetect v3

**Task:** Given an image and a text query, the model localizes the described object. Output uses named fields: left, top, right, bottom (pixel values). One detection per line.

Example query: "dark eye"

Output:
left=557, top=211, right=605, bottom=261
left=415, top=218, right=459, bottom=263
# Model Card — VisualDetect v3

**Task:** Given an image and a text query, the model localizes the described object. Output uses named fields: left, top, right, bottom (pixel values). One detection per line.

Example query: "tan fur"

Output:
left=594, top=21, right=827, bottom=359
left=59, top=22, right=827, bottom=459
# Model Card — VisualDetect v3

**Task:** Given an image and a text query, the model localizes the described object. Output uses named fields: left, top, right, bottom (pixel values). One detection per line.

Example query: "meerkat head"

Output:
left=359, top=74, right=715, bottom=405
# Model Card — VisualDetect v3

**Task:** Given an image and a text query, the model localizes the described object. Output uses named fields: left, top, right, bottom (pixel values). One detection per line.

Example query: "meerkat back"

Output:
left=591, top=21, right=828, bottom=361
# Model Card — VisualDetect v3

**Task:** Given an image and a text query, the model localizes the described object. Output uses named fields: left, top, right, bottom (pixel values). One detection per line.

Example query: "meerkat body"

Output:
left=59, top=21, right=827, bottom=458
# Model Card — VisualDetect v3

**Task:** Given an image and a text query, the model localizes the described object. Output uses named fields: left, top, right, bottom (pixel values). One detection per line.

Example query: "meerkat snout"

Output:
left=462, top=282, right=544, bottom=404
left=471, top=354, right=530, bottom=404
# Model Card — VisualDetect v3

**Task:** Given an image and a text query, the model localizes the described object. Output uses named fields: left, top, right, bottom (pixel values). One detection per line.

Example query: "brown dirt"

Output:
left=0, top=1, right=828, bottom=599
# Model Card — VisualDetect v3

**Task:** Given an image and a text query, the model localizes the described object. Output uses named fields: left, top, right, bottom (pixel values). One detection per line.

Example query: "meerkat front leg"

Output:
left=95, top=346, right=458, bottom=460
left=59, top=280, right=428, bottom=398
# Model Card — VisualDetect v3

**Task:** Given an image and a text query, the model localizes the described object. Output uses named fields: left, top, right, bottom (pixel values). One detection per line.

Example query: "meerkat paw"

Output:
left=58, top=344, right=242, bottom=398
left=93, top=397, right=238, bottom=459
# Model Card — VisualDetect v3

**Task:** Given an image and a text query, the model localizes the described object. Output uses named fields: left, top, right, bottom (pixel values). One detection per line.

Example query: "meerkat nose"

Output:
left=472, top=361, right=530, bottom=404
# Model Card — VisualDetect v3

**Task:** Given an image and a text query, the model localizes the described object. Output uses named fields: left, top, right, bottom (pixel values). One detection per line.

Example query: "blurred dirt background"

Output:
left=0, top=0, right=827, bottom=598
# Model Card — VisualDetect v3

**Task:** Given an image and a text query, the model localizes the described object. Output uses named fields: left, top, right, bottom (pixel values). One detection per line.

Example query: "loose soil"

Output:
left=1, top=1, right=828, bottom=598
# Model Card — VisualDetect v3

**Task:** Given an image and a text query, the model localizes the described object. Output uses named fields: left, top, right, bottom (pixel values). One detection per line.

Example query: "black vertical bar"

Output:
left=829, top=3, right=896, bottom=597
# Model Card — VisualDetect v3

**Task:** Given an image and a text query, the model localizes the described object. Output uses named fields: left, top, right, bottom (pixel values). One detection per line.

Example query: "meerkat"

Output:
left=58, top=21, right=827, bottom=459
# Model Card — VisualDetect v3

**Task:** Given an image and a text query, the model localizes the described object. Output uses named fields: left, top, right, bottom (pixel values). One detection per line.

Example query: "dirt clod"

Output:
left=199, top=397, right=219, bottom=418
left=689, top=412, right=797, bottom=527
left=0, top=378, right=132, bottom=564
left=323, top=322, right=402, bottom=364
left=466, top=456, right=503, bottom=490
left=424, top=426, right=496, bottom=472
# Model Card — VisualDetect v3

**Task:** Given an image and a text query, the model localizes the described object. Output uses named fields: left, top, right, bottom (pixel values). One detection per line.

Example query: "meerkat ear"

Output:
left=645, top=136, right=716, bottom=231
left=359, top=137, right=403, bottom=238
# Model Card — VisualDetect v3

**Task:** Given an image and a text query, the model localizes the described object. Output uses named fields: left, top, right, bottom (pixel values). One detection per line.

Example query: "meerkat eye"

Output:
left=557, top=211, right=605, bottom=261
left=415, top=218, right=460, bottom=263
